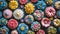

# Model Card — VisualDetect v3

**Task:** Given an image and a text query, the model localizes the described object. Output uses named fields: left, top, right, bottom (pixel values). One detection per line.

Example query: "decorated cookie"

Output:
left=31, top=0, right=38, bottom=3
left=3, top=9, right=12, bottom=19
left=27, top=30, right=35, bottom=34
left=7, top=19, right=18, bottom=29
left=0, top=26, right=9, bottom=34
left=25, top=3, right=35, bottom=14
left=0, top=0, right=7, bottom=10
left=36, top=29, right=45, bottom=34
left=9, top=0, right=18, bottom=10
left=33, top=10, right=44, bottom=21
left=17, top=23, right=29, bottom=34
left=47, top=26, right=57, bottom=34
left=55, top=1, right=60, bottom=9
left=45, top=7, right=56, bottom=17
left=11, top=30, right=18, bottom=34
left=19, top=0, right=28, bottom=5
left=45, top=0, right=53, bottom=5
left=31, top=21, right=40, bottom=31
left=53, top=19, right=60, bottom=27
left=25, top=15, right=34, bottom=24
left=41, top=18, right=51, bottom=27
left=0, top=18, right=8, bottom=26
left=57, top=10, right=60, bottom=18
left=0, top=11, right=2, bottom=18
left=36, top=1, right=46, bottom=10
left=13, top=9, right=24, bottom=20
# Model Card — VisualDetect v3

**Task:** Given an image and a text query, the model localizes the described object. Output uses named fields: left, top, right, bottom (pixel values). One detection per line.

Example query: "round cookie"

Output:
left=19, top=0, right=28, bottom=5
left=47, top=26, right=57, bottom=34
left=36, top=1, right=46, bottom=10
left=33, top=10, right=44, bottom=21
left=0, top=11, right=2, bottom=18
left=36, top=29, right=45, bottom=34
left=24, top=15, right=34, bottom=24
left=0, top=0, right=7, bottom=10
left=3, top=9, right=12, bottom=19
left=11, top=30, right=18, bottom=34
left=45, top=7, right=56, bottom=17
left=25, top=3, right=35, bottom=14
left=31, top=21, right=40, bottom=31
left=17, top=23, right=29, bottom=34
left=0, top=26, right=9, bottom=34
left=7, top=19, right=18, bottom=29
left=13, top=9, right=24, bottom=20
left=0, top=18, right=8, bottom=26
left=53, top=19, right=60, bottom=27
left=27, top=30, right=35, bottom=34
left=41, top=18, right=51, bottom=27
left=55, top=1, right=60, bottom=9
left=31, top=0, right=38, bottom=3
left=57, top=10, right=60, bottom=18
left=9, top=0, right=18, bottom=10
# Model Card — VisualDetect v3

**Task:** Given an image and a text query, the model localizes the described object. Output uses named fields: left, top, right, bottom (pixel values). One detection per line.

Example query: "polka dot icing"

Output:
left=9, top=0, right=18, bottom=10
left=33, top=10, right=44, bottom=21
left=36, top=1, right=46, bottom=10
left=25, top=15, right=34, bottom=24
left=57, top=10, right=60, bottom=18
left=45, top=7, right=56, bottom=17
left=31, top=0, right=38, bottom=3
left=0, top=18, right=8, bottom=26
left=7, top=19, right=18, bottom=29
left=31, top=21, right=40, bottom=31
left=45, top=0, right=53, bottom=5
left=19, top=0, right=28, bottom=5
left=3, top=9, right=12, bottom=19
left=0, top=0, right=7, bottom=10
left=13, top=9, right=24, bottom=20
left=17, top=23, right=29, bottom=34
left=47, top=26, right=57, bottom=34
left=36, top=29, right=45, bottom=34
left=53, top=19, right=60, bottom=27
left=27, top=30, right=35, bottom=34
left=11, top=30, right=18, bottom=34
left=55, top=1, right=60, bottom=9
left=41, top=18, right=51, bottom=27
left=25, top=3, right=35, bottom=14
left=0, top=26, right=9, bottom=34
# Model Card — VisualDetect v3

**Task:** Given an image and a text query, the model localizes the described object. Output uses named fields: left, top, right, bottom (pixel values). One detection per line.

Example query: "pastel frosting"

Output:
left=27, top=30, right=35, bottom=34
left=17, top=23, right=29, bottom=34
left=11, top=30, right=18, bottom=34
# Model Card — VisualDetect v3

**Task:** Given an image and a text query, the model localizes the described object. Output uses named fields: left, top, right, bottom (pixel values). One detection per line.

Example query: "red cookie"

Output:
left=7, top=19, right=18, bottom=29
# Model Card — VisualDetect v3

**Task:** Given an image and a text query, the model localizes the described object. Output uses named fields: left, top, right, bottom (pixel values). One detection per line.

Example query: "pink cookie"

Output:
left=31, top=0, right=38, bottom=3
left=45, top=7, right=56, bottom=17
left=3, top=9, right=12, bottom=19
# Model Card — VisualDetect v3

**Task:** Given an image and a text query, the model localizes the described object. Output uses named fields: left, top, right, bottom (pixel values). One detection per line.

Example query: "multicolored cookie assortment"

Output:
left=0, top=0, right=60, bottom=34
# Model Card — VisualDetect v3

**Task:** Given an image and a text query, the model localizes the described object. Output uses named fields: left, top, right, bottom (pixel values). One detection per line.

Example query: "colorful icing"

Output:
left=31, top=0, right=38, bottom=3
left=11, top=30, right=18, bottom=34
left=27, top=30, right=35, bottom=34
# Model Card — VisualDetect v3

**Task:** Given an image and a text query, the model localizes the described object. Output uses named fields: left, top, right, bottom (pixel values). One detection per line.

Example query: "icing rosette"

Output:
left=45, top=7, right=56, bottom=17
left=13, top=9, right=24, bottom=20
left=33, top=10, right=44, bottom=21
left=19, top=0, right=28, bottom=5
left=53, top=19, right=60, bottom=27
left=41, top=18, right=51, bottom=27
left=55, top=1, right=60, bottom=9
left=17, top=23, right=29, bottom=34
left=31, top=21, right=40, bottom=31
left=25, top=15, right=34, bottom=24
left=25, top=3, right=35, bottom=14
left=3, top=9, right=12, bottom=19
left=31, top=0, right=38, bottom=3
left=47, top=26, right=57, bottom=34
left=36, top=29, right=45, bottom=34
left=36, top=1, right=46, bottom=10
left=27, top=30, right=35, bottom=34
left=11, top=30, right=18, bottom=34
left=0, top=26, right=9, bottom=34
left=7, top=19, right=18, bottom=29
